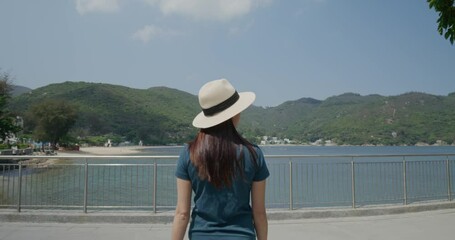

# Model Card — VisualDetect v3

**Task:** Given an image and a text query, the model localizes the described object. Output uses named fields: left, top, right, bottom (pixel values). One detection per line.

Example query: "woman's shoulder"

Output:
left=250, top=144, right=264, bottom=155
left=178, top=144, right=191, bottom=162
left=240, top=144, right=264, bottom=159
left=179, top=144, right=189, bottom=152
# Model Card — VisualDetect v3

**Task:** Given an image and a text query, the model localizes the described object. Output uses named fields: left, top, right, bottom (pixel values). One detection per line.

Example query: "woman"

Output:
left=172, top=79, right=269, bottom=240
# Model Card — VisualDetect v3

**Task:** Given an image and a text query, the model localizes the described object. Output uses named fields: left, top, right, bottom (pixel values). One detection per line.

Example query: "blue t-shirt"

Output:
left=175, top=145, right=270, bottom=240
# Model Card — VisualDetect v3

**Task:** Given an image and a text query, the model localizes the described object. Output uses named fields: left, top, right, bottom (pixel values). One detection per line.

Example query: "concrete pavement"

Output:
left=1, top=208, right=455, bottom=240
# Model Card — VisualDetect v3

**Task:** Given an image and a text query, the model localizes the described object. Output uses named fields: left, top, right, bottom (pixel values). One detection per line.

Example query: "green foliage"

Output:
left=428, top=0, right=455, bottom=44
left=0, top=70, right=22, bottom=141
left=27, top=99, right=78, bottom=145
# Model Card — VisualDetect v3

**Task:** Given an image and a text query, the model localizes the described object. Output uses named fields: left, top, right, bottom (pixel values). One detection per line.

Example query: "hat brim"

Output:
left=192, top=92, right=256, bottom=129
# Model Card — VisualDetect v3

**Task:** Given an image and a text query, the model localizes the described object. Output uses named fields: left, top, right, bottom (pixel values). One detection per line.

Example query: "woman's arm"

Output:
left=251, top=179, right=268, bottom=240
left=171, top=178, right=192, bottom=240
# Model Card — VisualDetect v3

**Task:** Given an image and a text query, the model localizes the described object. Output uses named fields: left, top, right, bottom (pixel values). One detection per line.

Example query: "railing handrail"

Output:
left=1, top=152, right=454, bottom=212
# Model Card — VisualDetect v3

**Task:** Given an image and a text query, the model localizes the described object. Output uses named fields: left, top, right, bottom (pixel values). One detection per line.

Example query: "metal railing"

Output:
left=1, top=154, right=454, bottom=213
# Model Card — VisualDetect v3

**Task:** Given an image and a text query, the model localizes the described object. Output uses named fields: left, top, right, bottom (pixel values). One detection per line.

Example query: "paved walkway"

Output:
left=1, top=209, right=454, bottom=240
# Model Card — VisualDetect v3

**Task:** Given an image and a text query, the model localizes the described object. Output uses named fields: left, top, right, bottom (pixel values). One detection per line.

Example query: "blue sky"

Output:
left=0, top=0, right=454, bottom=107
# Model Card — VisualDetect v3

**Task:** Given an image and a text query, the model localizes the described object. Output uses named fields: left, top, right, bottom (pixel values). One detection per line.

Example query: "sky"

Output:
left=0, top=0, right=454, bottom=107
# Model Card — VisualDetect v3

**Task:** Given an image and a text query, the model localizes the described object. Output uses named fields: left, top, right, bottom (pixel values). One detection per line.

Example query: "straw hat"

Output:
left=192, top=79, right=256, bottom=129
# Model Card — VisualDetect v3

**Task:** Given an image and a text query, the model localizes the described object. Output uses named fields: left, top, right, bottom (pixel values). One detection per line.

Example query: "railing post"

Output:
left=447, top=157, right=452, bottom=201
left=153, top=160, right=157, bottom=213
left=289, top=159, right=293, bottom=210
left=403, top=157, right=407, bottom=205
left=17, top=162, right=23, bottom=212
left=351, top=160, right=355, bottom=208
left=83, top=158, right=88, bottom=213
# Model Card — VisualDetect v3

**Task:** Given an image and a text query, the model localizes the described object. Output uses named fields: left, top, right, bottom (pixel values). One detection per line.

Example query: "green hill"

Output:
left=240, top=92, right=455, bottom=145
left=11, top=85, right=32, bottom=97
left=8, top=82, right=455, bottom=146
left=9, top=82, right=200, bottom=145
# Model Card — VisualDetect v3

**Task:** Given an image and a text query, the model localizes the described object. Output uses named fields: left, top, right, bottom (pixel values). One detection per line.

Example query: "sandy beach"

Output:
left=58, top=146, right=147, bottom=156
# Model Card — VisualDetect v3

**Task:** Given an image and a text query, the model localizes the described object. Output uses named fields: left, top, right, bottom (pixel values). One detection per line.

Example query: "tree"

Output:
left=29, top=100, right=78, bottom=147
left=428, top=0, right=455, bottom=44
left=0, top=70, right=21, bottom=142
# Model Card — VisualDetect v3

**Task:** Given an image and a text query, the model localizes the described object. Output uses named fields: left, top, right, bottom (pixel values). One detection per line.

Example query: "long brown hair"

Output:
left=188, top=118, right=258, bottom=188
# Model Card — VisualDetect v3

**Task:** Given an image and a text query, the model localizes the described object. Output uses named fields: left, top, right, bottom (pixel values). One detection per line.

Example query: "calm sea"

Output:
left=138, top=145, right=455, bottom=157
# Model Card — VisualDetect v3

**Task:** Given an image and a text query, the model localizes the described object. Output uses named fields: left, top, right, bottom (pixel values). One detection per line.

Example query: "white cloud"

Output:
left=76, top=0, right=120, bottom=15
left=144, top=0, right=272, bottom=21
left=131, top=25, right=180, bottom=43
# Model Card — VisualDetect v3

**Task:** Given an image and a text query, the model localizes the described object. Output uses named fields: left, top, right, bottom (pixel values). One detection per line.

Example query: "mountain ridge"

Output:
left=8, top=81, right=455, bottom=145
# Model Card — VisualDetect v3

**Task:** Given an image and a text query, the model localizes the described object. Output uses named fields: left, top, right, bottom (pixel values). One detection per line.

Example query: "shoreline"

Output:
left=69, top=146, right=149, bottom=155
left=11, top=144, right=455, bottom=158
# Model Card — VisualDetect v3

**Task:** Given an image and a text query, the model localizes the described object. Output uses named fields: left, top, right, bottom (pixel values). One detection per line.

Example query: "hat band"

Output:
left=202, top=91, right=239, bottom=116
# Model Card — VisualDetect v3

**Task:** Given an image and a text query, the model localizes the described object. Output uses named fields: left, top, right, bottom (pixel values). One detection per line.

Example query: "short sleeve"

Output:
left=253, top=147, right=269, bottom=182
left=175, top=146, right=191, bottom=180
